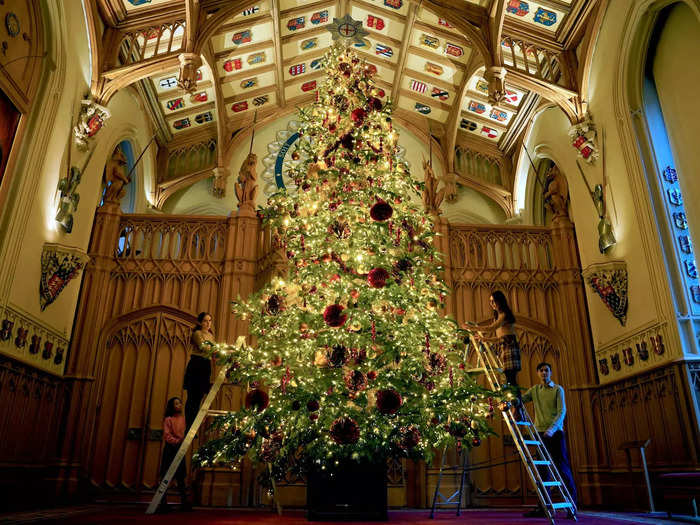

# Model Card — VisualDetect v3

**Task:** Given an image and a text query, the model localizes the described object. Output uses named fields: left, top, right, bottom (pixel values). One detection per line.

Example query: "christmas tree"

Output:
left=195, top=42, right=497, bottom=485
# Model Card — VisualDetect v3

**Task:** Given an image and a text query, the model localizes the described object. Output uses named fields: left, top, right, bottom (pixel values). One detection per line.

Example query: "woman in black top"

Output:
left=183, top=312, right=215, bottom=431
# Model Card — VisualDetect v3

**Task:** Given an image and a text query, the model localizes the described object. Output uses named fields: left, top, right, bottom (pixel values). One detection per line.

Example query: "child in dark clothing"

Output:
left=158, top=397, right=190, bottom=512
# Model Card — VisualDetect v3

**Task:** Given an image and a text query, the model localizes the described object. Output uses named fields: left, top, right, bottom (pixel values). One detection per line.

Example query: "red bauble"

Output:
left=328, top=344, right=349, bottom=367
left=427, top=352, right=447, bottom=375
left=323, top=304, right=347, bottom=327
left=472, top=436, right=482, bottom=447
left=330, top=417, right=360, bottom=444
left=376, top=388, right=402, bottom=415
left=307, top=399, right=320, bottom=412
left=368, top=97, right=383, bottom=111
left=368, top=267, right=390, bottom=288
left=245, top=388, right=270, bottom=412
left=344, top=369, right=368, bottom=393
left=399, top=426, right=421, bottom=450
left=351, top=108, right=366, bottom=126
left=370, top=201, right=393, bottom=221
left=266, top=294, right=283, bottom=315
left=445, top=421, right=468, bottom=438
left=367, top=370, right=377, bottom=380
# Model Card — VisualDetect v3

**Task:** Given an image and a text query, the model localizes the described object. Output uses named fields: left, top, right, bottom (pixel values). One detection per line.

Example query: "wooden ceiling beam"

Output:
left=270, top=0, right=287, bottom=110
left=203, top=42, right=228, bottom=167
left=391, top=0, right=418, bottom=103
left=445, top=53, right=480, bottom=175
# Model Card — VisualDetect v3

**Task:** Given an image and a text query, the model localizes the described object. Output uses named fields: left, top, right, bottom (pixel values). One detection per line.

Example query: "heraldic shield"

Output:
left=582, top=261, right=628, bottom=326
left=39, top=243, right=90, bottom=311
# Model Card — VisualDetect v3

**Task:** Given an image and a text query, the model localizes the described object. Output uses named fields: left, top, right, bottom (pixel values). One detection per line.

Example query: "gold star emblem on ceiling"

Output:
left=326, top=14, right=369, bottom=46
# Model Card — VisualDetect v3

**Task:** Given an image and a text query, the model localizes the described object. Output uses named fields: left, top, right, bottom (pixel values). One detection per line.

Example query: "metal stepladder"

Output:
left=146, top=336, right=278, bottom=515
left=430, top=333, right=577, bottom=524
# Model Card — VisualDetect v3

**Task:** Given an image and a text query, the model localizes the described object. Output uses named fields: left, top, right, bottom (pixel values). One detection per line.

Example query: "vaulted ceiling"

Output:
left=88, top=0, right=605, bottom=214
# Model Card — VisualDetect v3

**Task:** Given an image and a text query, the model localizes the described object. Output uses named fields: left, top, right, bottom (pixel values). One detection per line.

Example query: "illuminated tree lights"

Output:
left=194, top=43, right=499, bottom=485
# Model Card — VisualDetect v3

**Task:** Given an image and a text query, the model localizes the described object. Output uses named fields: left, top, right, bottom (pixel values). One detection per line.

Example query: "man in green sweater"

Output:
left=522, top=361, right=578, bottom=518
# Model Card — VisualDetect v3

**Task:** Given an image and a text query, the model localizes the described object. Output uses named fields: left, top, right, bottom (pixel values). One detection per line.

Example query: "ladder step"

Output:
left=523, top=440, right=540, bottom=445
left=541, top=481, right=561, bottom=487
left=207, top=410, right=232, bottom=416
left=550, top=502, right=573, bottom=510
left=516, top=421, right=531, bottom=426
left=531, top=460, right=550, bottom=465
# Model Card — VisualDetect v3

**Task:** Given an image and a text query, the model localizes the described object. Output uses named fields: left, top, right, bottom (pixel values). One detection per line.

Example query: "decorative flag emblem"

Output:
left=686, top=260, right=698, bottom=279
left=414, top=102, right=431, bottom=115
left=86, top=114, right=104, bottom=137
left=301, top=38, right=318, bottom=50
left=410, top=80, right=427, bottom=94
left=481, top=126, right=498, bottom=139
left=241, top=78, right=257, bottom=89
left=476, top=79, right=489, bottom=94
left=310, top=58, right=323, bottom=70
left=663, top=166, right=678, bottom=182
left=679, top=235, right=692, bottom=254
left=674, top=212, right=688, bottom=230
left=195, top=111, right=213, bottom=124
left=622, top=347, right=634, bottom=366
left=253, top=95, right=269, bottom=106
left=445, top=43, right=463, bottom=57
left=651, top=335, right=665, bottom=355
left=301, top=80, right=317, bottom=92
left=460, top=119, right=477, bottom=131
left=173, top=118, right=190, bottom=130
left=311, top=10, right=329, bottom=25
left=636, top=341, right=649, bottom=360
left=534, top=7, right=557, bottom=26
left=376, top=44, right=393, bottom=57
left=232, top=101, right=249, bottom=112
left=159, top=76, right=177, bottom=89
left=367, top=15, right=385, bottom=30
left=166, top=98, right=184, bottom=111
left=431, top=87, right=449, bottom=100
left=506, top=0, right=529, bottom=17
left=287, top=16, right=305, bottom=31
left=668, top=189, right=683, bottom=206
left=354, top=38, right=370, bottom=48
left=384, top=0, right=403, bottom=9
left=327, top=14, right=370, bottom=46
left=610, top=353, right=621, bottom=371
left=233, top=30, right=252, bottom=45
left=468, top=101, right=486, bottom=114
left=289, top=64, right=306, bottom=76
left=598, top=358, right=609, bottom=375
left=505, top=89, right=519, bottom=104
left=489, top=109, right=508, bottom=122
left=425, top=62, right=443, bottom=75
left=242, top=6, right=259, bottom=16
left=190, top=91, right=208, bottom=103
left=421, top=34, right=439, bottom=49
left=247, top=52, right=266, bottom=65
left=224, top=58, right=242, bottom=72
left=196, top=70, right=203, bottom=81
left=438, top=18, right=452, bottom=28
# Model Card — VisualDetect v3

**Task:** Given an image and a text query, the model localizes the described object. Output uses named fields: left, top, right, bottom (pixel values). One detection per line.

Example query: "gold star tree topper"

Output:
left=326, top=14, right=369, bottom=46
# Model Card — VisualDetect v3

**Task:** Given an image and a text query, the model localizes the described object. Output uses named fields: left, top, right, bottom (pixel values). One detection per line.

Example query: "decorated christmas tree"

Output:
left=195, top=41, right=497, bottom=486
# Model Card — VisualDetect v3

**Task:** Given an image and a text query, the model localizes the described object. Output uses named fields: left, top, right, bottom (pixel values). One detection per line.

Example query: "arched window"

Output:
left=639, top=2, right=700, bottom=352
left=118, top=140, right=136, bottom=213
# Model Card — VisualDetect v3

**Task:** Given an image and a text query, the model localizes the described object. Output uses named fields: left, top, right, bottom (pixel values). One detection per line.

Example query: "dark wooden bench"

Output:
left=659, top=472, right=700, bottom=519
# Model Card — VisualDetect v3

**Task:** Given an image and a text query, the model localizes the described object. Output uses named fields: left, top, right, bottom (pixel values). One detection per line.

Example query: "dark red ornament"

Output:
left=368, top=267, right=389, bottom=288
left=368, top=97, right=383, bottom=111
left=351, top=108, right=366, bottom=126
left=307, top=399, right=320, bottom=412
left=376, top=388, right=402, bottom=415
left=245, top=388, right=270, bottom=412
left=472, top=436, right=482, bottom=447
left=323, top=304, right=347, bottom=327
left=399, top=426, right=421, bottom=449
left=370, top=201, right=393, bottom=221
left=427, top=352, right=447, bottom=375
left=367, top=370, right=377, bottom=380
left=344, top=369, right=368, bottom=393
left=328, top=344, right=349, bottom=367
left=330, top=417, right=360, bottom=444
left=266, top=294, right=283, bottom=315
left=446, top=421, right=468, bottom=438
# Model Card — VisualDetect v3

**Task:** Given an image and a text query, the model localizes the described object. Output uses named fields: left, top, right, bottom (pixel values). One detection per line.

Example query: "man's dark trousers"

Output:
left=539, top=430, right=578, bottom=507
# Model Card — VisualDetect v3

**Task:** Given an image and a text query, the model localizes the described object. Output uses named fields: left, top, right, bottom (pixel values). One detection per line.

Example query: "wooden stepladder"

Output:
left=146, top=336, right=246, bottom=515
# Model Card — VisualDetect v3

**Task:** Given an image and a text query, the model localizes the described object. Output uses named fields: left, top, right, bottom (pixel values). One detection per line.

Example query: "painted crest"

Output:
left=506, top=0, right=529, bottom=17
left=190, top=91, right=208, bottom=103
left=384, top=0, right=402, bottom=9
left=583, top=261, right=628, bottom=326
left=460, top=119, right=477, bottom=131
left=475, top=79, right=489, bottom=94
left=414, top=102, right=431, bottom=115
left=468, top=101, right=486, bottom=114
left=622, top=347, right=634, bottom=367
left=673, top=212, right=688, bottom=230
left=42, top=341, right=53, bottom=360
left=301, top=38, right=318, bottom=50
left=166, top=98, right=185, bottom=111
left=5, top=12, right=20, bottom=37
left=73, top=99, right=111, bottom=150
left=233, top=30, right=252, bottom=45
left=232, top=101, right=249, bottom=112
left=195, top=111, right=213, bottom=124
left=14, top=327, right=27, bottom=348
left=354, top=38, right=371, bottom=49
left=667, top=189, right=683, bottom=206
left=651, top=335, right=665, bottom=355
left=636, top=341, right=649, bottom=361
left=445, top=43, right=463, bottom=57
left=241, top=78, right=258, bottom=89
left=425, top=62, right=443, bottom=76
left=568, top=117, right=599, bottom=163
left=173, top=118, right=191, bottom=130
left=410, top=80, right=427, bottom=94
left=505, top=89, right=520, bottom=104
left=196, top=70, right=203, bottom=81
left=678, top=235, right=692, bottom=254
left=421, top=34, right=439, bottom=49
left=54, top=347, right=65, bottom=365
left=242, top=6, right=260, bottom=16
left=127, top=0, right=151, bottom=5
left=0, top=319, right=12, bottom=341
left=253, top=95, right=269, bottom=106
left=287, top=16, right=305, bottom=31
left=534, top=7, right=557, bottom=26
left=310, top=58, right=323, bottom=70
left=376, top=44, right=393, bottom=58
left=247, top=52, right=266, bottom=65
left=663, top=166, right=678, bottom=183
left=159, top=76, right=178, bottom=89
left=311, top=10, right=329, bottom=25
left=481, top=126, right=498, bottom=139
left=489, top=109, right=508, bottom=122
left=438, top=18, right=452, bottom=28
left=39, top=243, right=89, bottom=312
left=224, top=58, right=242, bottom=72
left=610, top=353, right=621, bottom=371
left=431, top=88, right=449, bottom=101
left=598, top=358, right=609, bottom=376
left=685, top=260, right=698, bottom=279
left=289, top=63, right=306, bottom=76
left=29, top=335, right=40, bottom=355
left=301, top=80, right=317, bottom=92
left=691, top=285, right=700, bottom=304
left=367, top=15, right=385, bottom=30
left=327, top=14, right=369, bottom=46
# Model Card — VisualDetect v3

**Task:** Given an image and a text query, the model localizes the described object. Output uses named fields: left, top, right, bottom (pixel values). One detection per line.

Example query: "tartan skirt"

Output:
left=497, top=334, right=521, bottom=372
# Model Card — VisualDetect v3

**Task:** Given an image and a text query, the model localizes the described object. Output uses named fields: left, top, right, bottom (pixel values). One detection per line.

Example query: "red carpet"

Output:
left=21, top=506, right=655, bottom=524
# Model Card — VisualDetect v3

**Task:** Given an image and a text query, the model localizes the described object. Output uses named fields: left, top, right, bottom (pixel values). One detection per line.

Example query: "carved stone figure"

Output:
left=542, top=164, right=570, bottom=221
left=422, top=159, right=444, bottom=215
left=178, top=53, right=202, bottom=93
left=235, top=153, right=259, bottom=210
left=102, top=146, right=129, bottom=204
left=441, top=171, right=458, bottom=202
left=73, top=99, right=111, bottom=151
left=211, top=167, right=229, bottom=198
left=485, top=66, right=507, bottom=106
